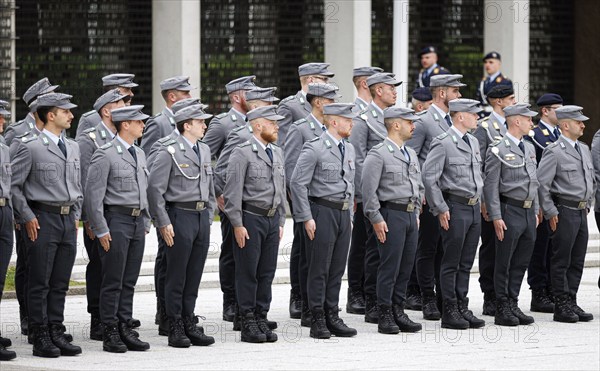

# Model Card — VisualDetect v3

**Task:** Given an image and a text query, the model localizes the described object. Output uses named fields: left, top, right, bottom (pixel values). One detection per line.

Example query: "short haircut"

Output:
left=383, top=117, right=398, bottom=131
left=176, top=119, right=191, bottom=134
left=114, top=120, right=125, bottom=132
left=323, top=114, right=333, bottom=128
left=306, top=93, right=317, bottom=105
left=36, top=106, right=57, bottom=124
left=430, top=86, right=444, bottom=97
left=352, top=76, right=367, bottom=89
left=161, top=89, right=172, bottom=102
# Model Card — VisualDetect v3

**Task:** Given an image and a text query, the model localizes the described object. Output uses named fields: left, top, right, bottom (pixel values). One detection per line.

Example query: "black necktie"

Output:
left=338, top=142, right=345, bottom=161
left=265, top=147, right=273, bottom=163
left=57, top=139, right=67, bottom=157
left=575, top=143, right=581, bottom=155
left=553, top=127, right=561, bottom=140
left=322, top=126, right=327, bottom=132
left=445, top=115, right=453, bottom=128
left=462, top=135, right=470, bottom=146
left=518, top=141, right=525, bottom=154
left=193, top=144, right=201, bottom=162
left=401, top=146, right=409, bottom=161
left=128, top=146, right=137, bottom=163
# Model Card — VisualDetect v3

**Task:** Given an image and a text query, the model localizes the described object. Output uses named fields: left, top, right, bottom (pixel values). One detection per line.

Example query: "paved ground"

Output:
left=1, top=267, right=599, bottom=370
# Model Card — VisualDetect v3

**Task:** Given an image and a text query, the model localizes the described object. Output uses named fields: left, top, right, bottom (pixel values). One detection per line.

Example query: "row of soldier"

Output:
left=0, top=52, right=596, bottom=360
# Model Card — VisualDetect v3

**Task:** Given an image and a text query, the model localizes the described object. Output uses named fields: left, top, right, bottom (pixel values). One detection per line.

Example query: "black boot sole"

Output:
left=289, top=311, right=302, bottom=320
left=241, top=334, right=267, bottom=343
left=441, top=322, right=469, bottom=330
left=553, top=315, right=578, bottom=323
left=378, top=326, right=400, bottom=334
left=58, top=347, right=82, bottom=356
left=103, top=344, right=127, bottom=353
left=530, top=304, right=554, bottom=313
left=346, top=306, right=366, bottom=314
left=33, top=349, right=60, bottom=358
left=168, top=341, right=191, bottom=348
left=0, top=350, right=17, bottom=361
left=494, top=318, right=519, bottom=326
left=422, top=312, right=441, bottom=321
left=309, top=330, right=331, bottom=339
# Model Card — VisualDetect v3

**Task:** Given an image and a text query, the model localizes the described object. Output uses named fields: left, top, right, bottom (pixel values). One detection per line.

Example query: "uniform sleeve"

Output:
left=537, top=148, right=559, bottom=219
left=141, top=116, right=162, bottom=155
left=10, top=142, right=34, bottom=222
left=77, top=136, right=95, bottom=221
left=483, top=146, right=502, bottom=220
left=290, top=142, right=318, bottom=222
left=84, top=149, right=111, bottom=236
left=214, top=131, right=243, bottom=197
left=72, top=143, right=83, bottom=220
left=276, top=102, right=293, bottom=147
left=223, top=147, right=248, bottom=228
left=406, top=118, right=426, bottom=158
left=75, top=115, right=92, bottom=139
left=284, top=124, right=302, bottom=187
left=349, top=118, right=368, bottom=201
left=422, top=138, right=448, bottom=216
left=203, top=117, right=226, bottom=160
left=4, top=125, right=17, bottom=146
left=361, top=149, right=384, bottom=224
left=147, top=147, right=173, bottom=228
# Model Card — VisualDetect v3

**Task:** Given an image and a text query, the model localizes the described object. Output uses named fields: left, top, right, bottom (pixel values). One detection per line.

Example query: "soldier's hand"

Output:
left=84, top=221, right=96, bottom=240
left=353, top=198, right=357, bottom=213
left=481, top=203, right=489, bottom=221
left=535, top=214, right=541, bottom=228
left=493, top=219, right=507, bottom=241
left=160, top=224, right=175, bottom=247
left=373, top=221, right=388, bottom=243
left=417, top=216, right=421, bottom=229
left=217, top=195, right=225, bottom=212
left=25, top=218, right=40, bottom=241
left=279, top=226, right=284, bottom=241
left=15, top=222, right=21, bottom=231
left=99, top=233, right=112, bottom=252
left=438, top=211, right=450, bottom=231
left=234, top=226, right=249, bottom=248
left=549, top=215, right=559, bottom=232
left=304, top=219, right=316, bottom=240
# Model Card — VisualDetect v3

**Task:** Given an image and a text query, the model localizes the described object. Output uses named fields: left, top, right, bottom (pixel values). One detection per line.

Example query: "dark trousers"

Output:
left=27, top=210, right=77, bottom=326
left=165, top=208, right=211, bottom=319
left=478, top=218, right=496, bottom=295
left=416, top=203, right=443, bottom=293
left=84, top=232, right=101, bottom=315
left=550, top=206, right=588, bottom=297
left=219, top=210, right=236, bottom=301
left=296, top=221, right=308, bottom=301
left=233, top=212, right=280, bottom=314
left=376, top=208, right=418, bottom=305
left=99, top=211, right=145, bottom=324
left=154, top=229, right=167, bottom=308
left=527, top=219, right=553, bottom=290
left=348, top=202, right=368, bottom=292
left=287, top=192, right=301, bottom=294
left=14, top=225, right=29, bottom=316
left=305, top=203, right=351, bottom=311
left=0, top=206, right=14, bottom=302
left=363, top=220, right=378, bottom=297
left=494, top=204, right=536, bottom=300
left=439, top=201, right=481, bottom=301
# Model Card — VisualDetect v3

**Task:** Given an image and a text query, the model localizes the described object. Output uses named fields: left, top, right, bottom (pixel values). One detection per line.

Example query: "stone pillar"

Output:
left=484, top=0, right=529, bottom=102
left=324, top=0, right=372, bottom=101
left=393, top=0, right=410, bottom=107
left=152, top=0, right=201, bottom=112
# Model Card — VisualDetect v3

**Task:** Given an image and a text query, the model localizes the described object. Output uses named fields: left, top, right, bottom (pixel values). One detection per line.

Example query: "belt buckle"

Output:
left=523, top=200, right=532, bottom=209
left=196, top=202, right=205, bottom=211
left=131, top=208, right=141, bottom=217
left=467, top=197, right=478, bottom=206
left=342, top=201, right=349, bottom=211
left=578, top=201, right=587, bottom=210
left=0, top=198, right=5, bottom=207
left=267, top=208, right=276, bottom=217
left=407, top=204, right=415, bottom=212
left=60, top=206, right=70, bottom=215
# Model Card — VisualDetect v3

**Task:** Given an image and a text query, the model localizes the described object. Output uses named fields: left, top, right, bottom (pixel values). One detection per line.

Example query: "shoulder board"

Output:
left=280, top=95, right=295, bottom=104
left=372, top=143, right=384, bottom=150
left=578, top=141, right=589, bottom=149
left=21, top=135, right=37, bottom=143
left=65, top=137, right=76, bottom=144
left=100, top=142, right=113, bottom=150
left=157, top=136, right=171, bottom=143
left=16, top=131, right=31, bottom=139
left=83, top=127, right=96, bottom=134
left=436, top=132, right=449, bottom=140
left=161, top=139, right=177, bottom=147
left=232, top=125, right=247, bottom=133
left=215, top=112, right=227, bottom=119
left=238, top=141, right=251, bottom=147
left=416, top=111, right=427, bottom=116
left=491, top=139, right=502, bottom=147
left=148, top=112, right=163, bottom=120
left=271, top=142, right=280, bottom=148
left=82, top=110, right=96, bottom=118
left=546, top=141, right=561, bottom=149
left=293, top=118, right=307, bottom=125
left=480, top=116, right=489, bottom=122
left=308, top=137, right=321, bottom=143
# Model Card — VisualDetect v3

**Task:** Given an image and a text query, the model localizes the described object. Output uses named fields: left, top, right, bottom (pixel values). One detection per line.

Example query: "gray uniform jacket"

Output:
left=141, top=108, right=176, bottom=155
left=148, top=136, right=216, bottom=228
left=84, top=139, right=150, bottom=236
left=591, top=129, right=600, bottom=211
left=406, top=105, right=450, bottom=167
left=75, top=110, right=102, bottom=139
left=362, top=138, right=424, bottom=224
left=223, top=136, right=286, bottom=228
left=146, top=130, right=180, bottom=170
left=349, top=103, right=387, bottom=202
left=203, top=108, right=246, bottom=160
left=353, top=97, right=369, bottom=114
left=290, top=133, right=356, bottom=222
left=11, top=133, right=83, bottom=222
left=422, top=130, right=484, bottom=216
left=537, top=136, right=595, bottom=219
left=277, top=91, right=312, bottom=146
left=4, top=114, right=36, bottom=146
left=284, top=115, right=324, bottom=187
left=483, top=137, right=539, bottom=220
left=473, top=113, right=507, bottom=169
left=214, top=124, right=253, bottom=197
left=0, top=143, right=12, bottom=205
left=9, top=126, right=41, bottom=158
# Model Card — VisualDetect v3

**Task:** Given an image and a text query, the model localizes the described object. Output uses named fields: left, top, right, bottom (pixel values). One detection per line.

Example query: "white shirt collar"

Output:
left=371, top=101, right=385, bottom=116
left=385, top=137, right=405, bottom=152
left=505, top=132, right=522, bottom=147
left=181, top=135, right=197, bottom=150
left=42, top=129, right=61, bottom=145
left=252, top=135, right=272, bottom=151
left=427, top=63, right=439, bottom=74
left=490, top=111, right=506, bottom=125
left=115, top=134, right=132, bottom=150
left=231, top=107, right=246, bottom=121
left=488, top=71, right=501, bottom=81
left=561, top=135, right=577, bottom=148
left=432, top=103, right=449, bottom=117
left=539, top=120, right=557, bottom=131
left=325, top=131, right=341, bottom=147
left=309, top=114, right=325, bottom=130
left=450, top=125, right=466, bottom=139
left=356, top=97, right=369, bottom=107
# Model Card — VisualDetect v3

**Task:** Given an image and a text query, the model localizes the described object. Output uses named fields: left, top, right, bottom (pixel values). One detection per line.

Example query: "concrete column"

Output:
left=152, top=0, right=201, bottom=112
left=324, top=0, right=371, bottom=101
left=393, top=0, right=410, bottom=107
left=484, top=0, right=529, bottom=102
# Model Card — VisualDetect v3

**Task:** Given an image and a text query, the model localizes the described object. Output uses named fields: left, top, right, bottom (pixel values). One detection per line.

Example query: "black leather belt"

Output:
left=30, top=201, right=73, bottom=215
left=552, top=196, right=587, bottom=210
left=500, top=195, right=533, bottom=209
left=309, top=197, right=350, bottom=211
left=380, top=201, right=415, bottom=212
left=105, top=205, right=143, bottom=217
left=0, top=198, right=6, bottom=207
left=443, top=193, right=479, bottom=206
left=167, top=201, right=207, bottom=211
left=242, top=203, right=277, bottom=217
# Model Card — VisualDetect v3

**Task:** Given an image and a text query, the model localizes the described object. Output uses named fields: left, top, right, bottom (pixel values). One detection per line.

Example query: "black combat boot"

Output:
left=530, top=288, right=554, bottom=313
left=325, top=306, right=357, bottom=337
left=256, top=312, right=278, bottom=342
left=0, top=334, right=11, bottom=348
left=301, top=301, right=312, bottom=327
left=346, top=287, right=366, bottom=314
left=222, top=296, right=236, bottom=322
left=167, top=318, right=191, bottom=348
left=404, top=285, right=422, bottom=311
left=364, top=294, right=379, bottom=323
left=421, top=290, right=441, bottom=320
left=509, top=298, right=534, bottom=325
left=90, top=313, right=103, bottom=341
left=441, top=300, right=469, bottom=330
left=31, top=325, right=60, bottom=358
left=377, top=304, right=400, bottom=334
left=0, top=343, right=16, bottom=361
left=392, top=302, right=422, bottom=332
left=569, top=295, right=593, bottom=322
left=553, top=294, right=578, bottom=323
left=158, top=308, right=170, bottom=336
left=119, top=322, right=149, bottom=351
left=458, top=298, right=485, bottom=328
left=183, top=316, right=215, bottom=346
left=289, top=289, right=302, bottom=319
left=482, top=291, right=496, bottom=316
left=310, top=310, right=331, bottom=339
left=19, top=307, right=28, bottom=336
left=240, top=312, right=266, bottom=343
left=49, top=324, right=81, bottom=356
left=494, top=298, right=519, bottom=326
left=103, top=322, right=127, bottom=353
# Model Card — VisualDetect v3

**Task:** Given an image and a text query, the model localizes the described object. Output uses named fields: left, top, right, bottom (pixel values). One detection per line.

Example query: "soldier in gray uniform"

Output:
left=0, top=99, right=9, bottom=144
left=140, top=76, right=194, bottom=155
left=148, top=104, right=216, bottom=348
left=284, top=83, right=340, bottom=324
left=537, top=105, right=595, bottom=323
left=362, top=107, right=424, bottom=335
left=422, top=98, right=485, bottom=330
left=223, top=105, right=286, bottom=343
left=277, top=62, right=335, bottom=146
left=483, top=103, right=539, bottom=326
left=406, top=74, right=464, bottom=321
left=352, top=66, right=383, bottom=113
left=75, top=73, right=137, bottom=138
left=85, top=105, right=151, bottom=353
left=77, top=89, right=129, bottom=340
left=291, top=103, right=358, bottom=339
left=350, top=72, right=402, bottom=323
left=11, top=93, right=82, bottom=358
left=472, top=84, right=516, bottom=316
